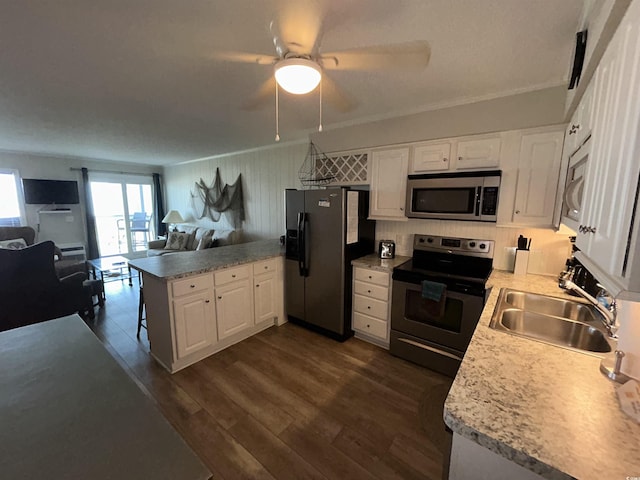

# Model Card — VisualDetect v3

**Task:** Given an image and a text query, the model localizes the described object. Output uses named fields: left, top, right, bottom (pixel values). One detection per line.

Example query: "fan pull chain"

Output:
left=275, top=81, right=280, bottom=142
left=318, top=78, right=323, bottom=132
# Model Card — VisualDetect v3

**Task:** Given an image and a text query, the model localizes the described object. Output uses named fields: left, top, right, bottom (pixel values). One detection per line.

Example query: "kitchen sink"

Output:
left=489, top=289, right=615, bottom=356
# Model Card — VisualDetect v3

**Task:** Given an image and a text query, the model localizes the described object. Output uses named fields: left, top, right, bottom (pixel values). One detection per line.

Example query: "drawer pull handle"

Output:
left=232, top=274, right=236, bottom=278
left=256, top=284, right=259, bottom=288
left=264, top=266, right=268, bottom=269
left=190, top=284, right=195, bottom=288
left=368, top=275, right=372, bottom=279
left=205, top=300, right=210, bottom=303
left=367, top=306, right=371, bottom=309
left=367, top=324, right=370, bottom=328
left=218, top=296, right=222, bottom=300
left=367, top=290, right=371, bottom=293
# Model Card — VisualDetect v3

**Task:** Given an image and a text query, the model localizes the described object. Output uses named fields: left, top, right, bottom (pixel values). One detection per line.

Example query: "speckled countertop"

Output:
left=351, top=253, right=411, bottom=272
left=128, top=239, right=283, bottom=281
left=444, top=270, right=640, bottom=480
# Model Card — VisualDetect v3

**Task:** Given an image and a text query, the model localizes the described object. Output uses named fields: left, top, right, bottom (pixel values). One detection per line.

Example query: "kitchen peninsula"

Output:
left=444, top=271, right=640, bottom=480
left=129, top=239, right=284, bottom=373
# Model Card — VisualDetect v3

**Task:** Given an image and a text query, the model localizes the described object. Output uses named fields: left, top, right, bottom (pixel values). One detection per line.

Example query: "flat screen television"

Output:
left=22, top=179, right=80, bottom=205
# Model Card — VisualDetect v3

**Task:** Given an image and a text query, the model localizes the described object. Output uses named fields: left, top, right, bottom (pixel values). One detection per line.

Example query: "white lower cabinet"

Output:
left=352, top=266, right=392, bottom=348
left=215, top=278, right=253, bottom=340
left=143, top=256, right=283, bottom=373
left=172, top=274, right=216, bottom=359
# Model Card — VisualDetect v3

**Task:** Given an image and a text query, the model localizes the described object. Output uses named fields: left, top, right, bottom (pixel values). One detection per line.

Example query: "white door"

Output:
left=173, top=293, right=216, bottom=359
left=512, top=131, right=564, bottom=227
left=216, top=279, right=254, bottom=340
left=254, top=273, right=277, bottom=323
left=411, top=142, right=451, bottom=172
left=454, top=137, right=501, bottom=169
left=369, top=148, right=409, bottom=219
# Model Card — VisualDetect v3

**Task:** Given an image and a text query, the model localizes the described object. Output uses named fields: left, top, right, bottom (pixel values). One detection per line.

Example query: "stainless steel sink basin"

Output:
left=489, top=289, right=615, bottom=356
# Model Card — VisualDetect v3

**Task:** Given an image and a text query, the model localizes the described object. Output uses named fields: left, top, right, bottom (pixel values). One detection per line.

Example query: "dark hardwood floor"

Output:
left=85, top=277, right=452, bottom=480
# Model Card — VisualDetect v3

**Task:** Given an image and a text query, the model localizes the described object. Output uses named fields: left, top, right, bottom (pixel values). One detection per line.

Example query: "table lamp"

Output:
left=161, top=210, right=184, bottom=232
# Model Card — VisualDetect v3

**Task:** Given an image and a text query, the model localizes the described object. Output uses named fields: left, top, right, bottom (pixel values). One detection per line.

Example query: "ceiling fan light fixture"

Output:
left=274, top=58, right=321, bottom=94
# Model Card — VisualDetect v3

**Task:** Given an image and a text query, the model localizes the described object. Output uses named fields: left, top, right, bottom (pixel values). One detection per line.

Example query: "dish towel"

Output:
left=421, top=280, right=447, bottom=301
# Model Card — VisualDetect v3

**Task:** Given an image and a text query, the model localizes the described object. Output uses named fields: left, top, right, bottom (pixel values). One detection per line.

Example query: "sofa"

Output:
left=147, top=225, right=239, bottom=256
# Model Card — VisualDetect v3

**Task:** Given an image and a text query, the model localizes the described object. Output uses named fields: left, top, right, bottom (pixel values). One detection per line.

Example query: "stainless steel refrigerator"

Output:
left=285, top=188, right=375, bottom=340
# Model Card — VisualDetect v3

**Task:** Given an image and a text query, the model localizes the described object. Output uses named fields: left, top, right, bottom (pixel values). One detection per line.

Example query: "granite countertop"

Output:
left=351, top=253, right=411, bottom=272
left=129, top=239, right=283, bottom=281
left=444, top=270, right=640, bottom=480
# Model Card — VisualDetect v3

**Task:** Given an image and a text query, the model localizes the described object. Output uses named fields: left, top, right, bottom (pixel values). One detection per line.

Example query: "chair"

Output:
left=0, top=226, right=87, bottom=279
left=117, top=212, right=152, bottom=251
left=0, top=241, right=94, bottom=332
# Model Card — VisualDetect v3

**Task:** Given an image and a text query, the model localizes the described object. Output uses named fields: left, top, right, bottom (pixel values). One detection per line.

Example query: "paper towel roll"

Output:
left=616, top=299, right=640, bottom=380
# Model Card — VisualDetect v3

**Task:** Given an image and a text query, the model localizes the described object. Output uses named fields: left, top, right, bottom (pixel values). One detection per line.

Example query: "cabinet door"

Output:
left=369, top=148, right=409, bottom=219
left=410, top=142, right=451, bottom=172
left=216, top=279, right=254, bottom=340
left=566, top=80, right=596, bottom=154
left=512, top=131, right=565, bottom=227
left=254, top=273, right=277, bottom=323
left=578, top=7, right=640, bottom=281
left=454, top=137, right=501, bottom=169
left=173, top=292, right=216, bottom=359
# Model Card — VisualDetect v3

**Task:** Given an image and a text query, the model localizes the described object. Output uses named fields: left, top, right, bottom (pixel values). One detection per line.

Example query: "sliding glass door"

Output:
left=89, top=174, right=154, bottom=256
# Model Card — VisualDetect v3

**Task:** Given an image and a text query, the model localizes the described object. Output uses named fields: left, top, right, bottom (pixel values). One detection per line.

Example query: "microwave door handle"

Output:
left=475, top=187, right=482, bottom=217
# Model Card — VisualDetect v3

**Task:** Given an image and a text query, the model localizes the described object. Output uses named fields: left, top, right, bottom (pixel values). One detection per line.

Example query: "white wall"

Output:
left=0, top=151, right=160, bottom=246
left=377, top=220, right=572, bottom=276
left=163, top=142, right=308, bottom=242
left=310, top=86, right=568, bottom=154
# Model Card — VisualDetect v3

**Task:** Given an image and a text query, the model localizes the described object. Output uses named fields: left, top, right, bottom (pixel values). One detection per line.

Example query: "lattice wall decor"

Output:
left=315, top=152, right=369, bottom=185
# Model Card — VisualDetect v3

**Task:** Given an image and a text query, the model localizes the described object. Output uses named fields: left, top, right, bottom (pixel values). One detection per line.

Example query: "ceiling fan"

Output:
left=214, top=2, right=431, bottom=137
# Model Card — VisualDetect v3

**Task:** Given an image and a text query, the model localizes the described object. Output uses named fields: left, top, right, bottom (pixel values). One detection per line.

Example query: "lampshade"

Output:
left=274, top=58, right=321, bottom=94
left=161, top=210, right=184, bottom=224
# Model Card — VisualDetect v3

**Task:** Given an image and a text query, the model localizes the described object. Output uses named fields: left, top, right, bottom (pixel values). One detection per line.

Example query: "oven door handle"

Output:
left=396, top=337, right=463, bottom=361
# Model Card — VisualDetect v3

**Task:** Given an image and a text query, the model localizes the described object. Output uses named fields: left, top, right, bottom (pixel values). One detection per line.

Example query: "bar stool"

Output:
left=137, top=286, right=146, bottom=338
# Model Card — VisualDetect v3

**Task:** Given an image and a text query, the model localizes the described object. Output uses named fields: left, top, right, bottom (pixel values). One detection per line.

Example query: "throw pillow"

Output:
left=164, top=232, right=190, bottom=250
left=0, top=238, right=28, bottom=250
left=196, top=231, right=214, bottom=250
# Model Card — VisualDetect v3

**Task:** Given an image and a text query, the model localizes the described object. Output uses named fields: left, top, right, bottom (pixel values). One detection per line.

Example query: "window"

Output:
left=0, top=170, right=25, bottom=227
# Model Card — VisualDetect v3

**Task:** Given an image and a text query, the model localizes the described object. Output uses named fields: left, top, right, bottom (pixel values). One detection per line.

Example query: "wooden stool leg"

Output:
left=137, top=286, right=145, bottom=338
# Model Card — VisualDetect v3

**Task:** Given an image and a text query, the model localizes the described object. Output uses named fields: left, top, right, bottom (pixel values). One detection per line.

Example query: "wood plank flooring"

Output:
left=86, top=277, right=452, bottom=480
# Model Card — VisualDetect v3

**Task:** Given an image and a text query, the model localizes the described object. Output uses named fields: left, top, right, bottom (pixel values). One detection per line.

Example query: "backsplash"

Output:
left=375, top=219, right=572, bottom=276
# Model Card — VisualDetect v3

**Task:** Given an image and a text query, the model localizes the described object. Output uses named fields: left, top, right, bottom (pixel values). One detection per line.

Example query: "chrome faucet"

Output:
left=559, top=271, right=618, bottom=337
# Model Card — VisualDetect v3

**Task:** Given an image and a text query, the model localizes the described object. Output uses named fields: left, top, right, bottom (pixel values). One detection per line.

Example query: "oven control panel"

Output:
left=414, top=234, right=494, bottom=258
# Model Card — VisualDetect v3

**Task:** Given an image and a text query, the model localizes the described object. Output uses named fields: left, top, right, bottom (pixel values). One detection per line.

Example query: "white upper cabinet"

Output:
left=574, top=0, right=640, bottom=293
left=408, top=135, right=501, bottom=174
left=369, top=147, right=409, bottom=220
left=453, top=136, right=501, bottom=170
left=511, top=131, right=565, bottom=227
left=410, top=142, right=451, bottom=172
left=565, top=80, right=596, bottom=155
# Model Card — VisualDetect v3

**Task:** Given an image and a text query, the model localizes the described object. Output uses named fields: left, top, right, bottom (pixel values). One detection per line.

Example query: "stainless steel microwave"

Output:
left=406, top=170, right=501, bottom=221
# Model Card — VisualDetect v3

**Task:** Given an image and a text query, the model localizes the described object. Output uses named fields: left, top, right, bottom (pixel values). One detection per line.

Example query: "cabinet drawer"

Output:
left=215, top=265, right=250, bottom=286
left=353, top=267, right=389, bottom=287
left=353, top=312, right=387, bottom=340
left=353, top=294, right=388, bottom=321
left=354, top=280, right=388, bottom=301
left=171, top=273, right=213, bottom=298
left=253, top=258, right=277, bottom=275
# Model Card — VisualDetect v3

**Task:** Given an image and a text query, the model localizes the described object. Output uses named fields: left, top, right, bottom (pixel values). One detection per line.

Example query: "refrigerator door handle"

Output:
left=297, top=212, right=306, bottom=276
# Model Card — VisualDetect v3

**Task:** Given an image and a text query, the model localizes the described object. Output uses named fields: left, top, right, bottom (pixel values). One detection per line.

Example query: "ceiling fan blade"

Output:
left=211, top=50, right=278, bottom=65
left=322, top=74, right=356, bottom=113
left=242, top=77, right=277, bottom=111
left=321, top=41, right=431, bottom=70
left=271, top=0, right=326, bottom=56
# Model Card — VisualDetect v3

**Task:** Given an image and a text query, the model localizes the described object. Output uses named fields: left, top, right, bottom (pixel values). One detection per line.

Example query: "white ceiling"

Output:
left=0, top=0, right=583, bottom=166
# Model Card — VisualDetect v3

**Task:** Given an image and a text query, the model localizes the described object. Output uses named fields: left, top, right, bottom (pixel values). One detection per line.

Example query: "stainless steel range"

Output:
left=390, top=234, right=494, bottom=377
